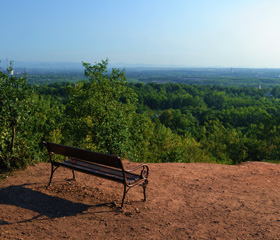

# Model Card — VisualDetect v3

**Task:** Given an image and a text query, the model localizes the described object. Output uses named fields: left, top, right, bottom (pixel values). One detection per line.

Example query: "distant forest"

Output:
left=2, top=61, right=280, bottom=172
left=11, top=66, right=280, bottom=88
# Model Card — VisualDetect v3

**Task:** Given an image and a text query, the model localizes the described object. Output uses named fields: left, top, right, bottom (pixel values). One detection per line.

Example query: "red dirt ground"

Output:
left=0, top=161, right=280, bottom=239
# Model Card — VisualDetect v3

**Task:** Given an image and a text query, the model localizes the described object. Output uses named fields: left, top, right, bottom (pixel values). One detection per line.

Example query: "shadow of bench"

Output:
left=0, top=184, right=91, bottom=223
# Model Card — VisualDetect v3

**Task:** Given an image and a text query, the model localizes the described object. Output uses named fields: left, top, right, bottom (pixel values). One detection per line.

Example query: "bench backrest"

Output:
left=44, top=142, right=124, bottom=170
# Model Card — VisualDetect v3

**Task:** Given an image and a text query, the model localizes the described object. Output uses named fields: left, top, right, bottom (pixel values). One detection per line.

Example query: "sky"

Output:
left=1, top=0, right=280, bottom=68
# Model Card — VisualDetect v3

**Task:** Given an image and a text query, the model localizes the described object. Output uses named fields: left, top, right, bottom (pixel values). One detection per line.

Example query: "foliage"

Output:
left=35, top=71, right=280, bottom=165
left=65, top=60, right=146, bottom=158
left=0, top=64, right=36, bottom=170
left=3, top=60, right=280, bottom=173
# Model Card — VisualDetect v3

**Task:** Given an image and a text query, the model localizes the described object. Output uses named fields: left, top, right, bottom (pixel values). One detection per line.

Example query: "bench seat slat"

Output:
left=65, top=158, right=142, bottom=180
left=55, top=159, right=141, bottom=184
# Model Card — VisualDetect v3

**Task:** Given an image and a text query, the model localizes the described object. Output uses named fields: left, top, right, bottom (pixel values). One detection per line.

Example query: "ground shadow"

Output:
left=0, top=219, right=11, bottom=225
left=0, top=184, right=91, bottom=221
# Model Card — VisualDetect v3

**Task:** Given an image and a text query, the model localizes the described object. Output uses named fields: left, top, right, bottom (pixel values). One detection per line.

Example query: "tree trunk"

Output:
left=11, top=125, right=16, bottom=155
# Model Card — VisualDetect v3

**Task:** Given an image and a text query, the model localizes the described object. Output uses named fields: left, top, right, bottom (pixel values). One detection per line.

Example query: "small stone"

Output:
left=125, top=212, right=132, bottom=217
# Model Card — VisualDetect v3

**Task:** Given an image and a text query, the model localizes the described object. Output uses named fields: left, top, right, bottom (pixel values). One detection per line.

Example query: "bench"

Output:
left=43, top=142, right=149, bottom=208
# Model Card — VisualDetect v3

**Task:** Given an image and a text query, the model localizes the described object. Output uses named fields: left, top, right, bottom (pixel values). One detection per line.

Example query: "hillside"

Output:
left=0, top=161, right=280, bottom=239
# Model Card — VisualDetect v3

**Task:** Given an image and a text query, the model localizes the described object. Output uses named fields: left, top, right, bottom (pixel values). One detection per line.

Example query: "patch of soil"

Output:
left=1, top=161, right=280, bottom=239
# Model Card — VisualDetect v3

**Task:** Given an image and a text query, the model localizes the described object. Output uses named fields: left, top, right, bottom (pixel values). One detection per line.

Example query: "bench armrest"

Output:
left=126, top=164, right=149, bottom=179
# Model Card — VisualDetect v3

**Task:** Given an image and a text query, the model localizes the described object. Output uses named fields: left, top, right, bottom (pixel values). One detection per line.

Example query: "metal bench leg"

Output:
left=72, top=170, right=76, bottom=180
left=47, top=163, right=59, bottom=187
left=121, top=185, right=127, bottom=208
left=142, top=180, right=148, bottom=201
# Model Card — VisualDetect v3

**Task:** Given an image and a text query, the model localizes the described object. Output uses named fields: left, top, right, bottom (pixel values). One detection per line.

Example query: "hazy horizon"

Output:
left=2, top=0, right=280, bottom=68
left=4, top=59, right=280, bottom=71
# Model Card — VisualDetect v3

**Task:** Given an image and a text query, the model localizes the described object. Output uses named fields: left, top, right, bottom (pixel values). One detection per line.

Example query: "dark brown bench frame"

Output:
left=43, top=142, right=149, bottom=208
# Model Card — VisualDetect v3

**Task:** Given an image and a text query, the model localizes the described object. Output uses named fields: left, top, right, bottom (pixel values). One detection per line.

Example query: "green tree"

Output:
left=200, top=120, right=247, bottom=164
left=65, top=59, right=144, bottom=157
left=271, top=86, right=280, bottom=98
left=0, top=64, right=36, bottom=170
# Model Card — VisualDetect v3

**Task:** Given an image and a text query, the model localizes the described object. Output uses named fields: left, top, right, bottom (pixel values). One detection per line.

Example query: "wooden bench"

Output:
left=43, top=142, right=149, bottom=208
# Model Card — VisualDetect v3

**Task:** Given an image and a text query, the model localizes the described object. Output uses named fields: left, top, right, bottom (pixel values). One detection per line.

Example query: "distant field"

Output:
left=21, top=67, right=280, bottom=87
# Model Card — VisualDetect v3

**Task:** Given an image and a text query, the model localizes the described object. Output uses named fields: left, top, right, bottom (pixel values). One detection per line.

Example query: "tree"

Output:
left=0, top=64, right=35, bottom=169
left=65, top=59, right=144, bottom=157
left=200, top=120, right=247, bottom=164
left=271, top=86, right=280, bottom=98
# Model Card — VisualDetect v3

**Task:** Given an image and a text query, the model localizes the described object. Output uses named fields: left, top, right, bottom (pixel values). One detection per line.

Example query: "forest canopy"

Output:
left=1, top=60, right=280, bottom=172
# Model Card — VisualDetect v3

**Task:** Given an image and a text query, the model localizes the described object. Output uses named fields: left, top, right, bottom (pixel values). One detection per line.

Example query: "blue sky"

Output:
left=1, top=0, right=280, bottom=68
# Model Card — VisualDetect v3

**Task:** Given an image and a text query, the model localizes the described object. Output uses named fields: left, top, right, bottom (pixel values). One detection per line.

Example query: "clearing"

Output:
left=0, top=161, right=280, bottom=239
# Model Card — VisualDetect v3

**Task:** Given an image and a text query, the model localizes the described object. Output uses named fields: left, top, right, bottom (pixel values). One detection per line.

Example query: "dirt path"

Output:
left=1, top=161, right=280, bottom=239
